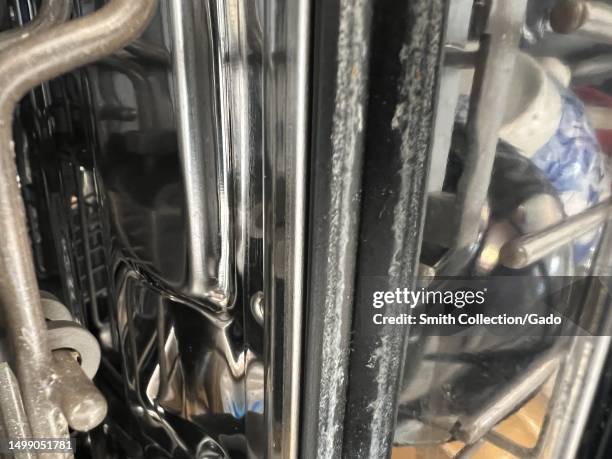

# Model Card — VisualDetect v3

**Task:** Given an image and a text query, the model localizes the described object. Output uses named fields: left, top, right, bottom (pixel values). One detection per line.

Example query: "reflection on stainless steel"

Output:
left=0, top=0, right=72, bottom=53
left=90, top=0, right=267, bottom=452
left=99, top=57, right=157, bottom=129
left=454, top=0, right=527, bottom=247
left=114, top=267, right=258, bottom=456
left=263, top=0, right=311, bottom=456
left=163, top=0, right=266, bottom=452
left=168, top=0, right=234, bottom=307
left=250, top=292, right=264, bottom=327
left=501, top=198, right=612, bottom=269
left=125, top=39, right=171, bottom=67
left=52, top=349, right=107, bottom=432
left=551, top=0, right=612, bottom=44
left=71, top=166, right=107, bottom=332
left=0, top=0, right=155, bottom=443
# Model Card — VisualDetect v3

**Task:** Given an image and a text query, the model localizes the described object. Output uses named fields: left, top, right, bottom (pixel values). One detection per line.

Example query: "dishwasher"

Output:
left=0, top=1, right=611, bottom=458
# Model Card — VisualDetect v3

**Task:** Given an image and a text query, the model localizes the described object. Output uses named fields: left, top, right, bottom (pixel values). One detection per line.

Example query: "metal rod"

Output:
left=484, top=430, right=531, bottom=458
left=551, top=0, right=612, bottom=45
left=453, top=350, right=560, bottom=445
left=52, top=349, right=107, bottom=432
left=500, top=199, right=612, bottom=269
left=0, top=0, right=72, bottom=53
left=454, top=0, right=527, bottom=247
left=557, top=336, right=612, bottom=457
left=455, top=440, right=486, bottom=459
left=0, top=0, right=157, bottom=443
left=263, top=0, right=311, bottom=454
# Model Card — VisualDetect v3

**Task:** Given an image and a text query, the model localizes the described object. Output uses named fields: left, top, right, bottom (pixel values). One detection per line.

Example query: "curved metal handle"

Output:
left=0, top=0, right=157, bottom=444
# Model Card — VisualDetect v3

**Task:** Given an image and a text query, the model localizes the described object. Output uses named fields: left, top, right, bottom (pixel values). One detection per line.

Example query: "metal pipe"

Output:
left=0, top=0, right=72, bottom=53
left=263, top=0, right=311, bottom=454
left=500, top=199, right=612, bottom=269
left=551, top=1, right=612, bottom=44
left=455, top=440, right=485, bottom=459
left=0, top=0, right=157, bottom=442
left=558, top=337, right=612, bottom=459
left=453, top=351, right=560, bottom=445
left=52, top=349, right=107, bottom=432
left=454, top=0, right=527, bottom=247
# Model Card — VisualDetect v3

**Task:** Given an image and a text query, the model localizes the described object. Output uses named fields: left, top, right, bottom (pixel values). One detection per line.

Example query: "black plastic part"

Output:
left=341, top=1, right=446, bottom=458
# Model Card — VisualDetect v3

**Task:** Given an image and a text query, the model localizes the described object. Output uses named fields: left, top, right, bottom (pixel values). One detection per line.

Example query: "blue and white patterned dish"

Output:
left=530, top=86, right=610, bottom=266
left=457, top=80, right=611, bottom=268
